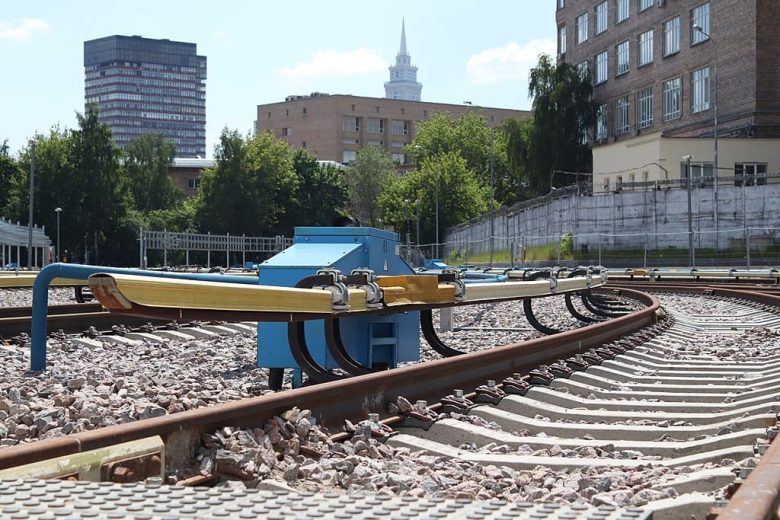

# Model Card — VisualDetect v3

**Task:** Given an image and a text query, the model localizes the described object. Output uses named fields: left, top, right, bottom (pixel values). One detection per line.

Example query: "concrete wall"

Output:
left=446, top=182, right=780, bottom=256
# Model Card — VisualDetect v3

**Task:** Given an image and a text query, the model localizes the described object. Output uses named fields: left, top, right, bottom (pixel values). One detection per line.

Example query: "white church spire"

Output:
left=385, top=19, right=422, bottom=101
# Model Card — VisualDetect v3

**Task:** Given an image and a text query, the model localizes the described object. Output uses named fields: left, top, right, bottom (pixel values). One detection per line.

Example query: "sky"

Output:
left=0, top=1, right=556, bottom=158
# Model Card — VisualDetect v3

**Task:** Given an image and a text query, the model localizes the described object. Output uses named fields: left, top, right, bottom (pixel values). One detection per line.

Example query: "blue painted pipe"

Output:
left=31, top=263, right=259, bottom=371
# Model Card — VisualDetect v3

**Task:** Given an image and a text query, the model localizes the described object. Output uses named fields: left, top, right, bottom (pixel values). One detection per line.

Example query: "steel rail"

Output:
left=0, top=303, right=102, bottom=318
left=716, top=433, right=780, bottom=520
left=0, top=312, right=169, bottom=339
left=0, top=287, right=659, bottom=472
left=607, top=283, right=780, bottom=308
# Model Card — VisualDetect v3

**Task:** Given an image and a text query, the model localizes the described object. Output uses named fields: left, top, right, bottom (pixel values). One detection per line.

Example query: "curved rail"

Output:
left=0, top=287, right=659, bottom=472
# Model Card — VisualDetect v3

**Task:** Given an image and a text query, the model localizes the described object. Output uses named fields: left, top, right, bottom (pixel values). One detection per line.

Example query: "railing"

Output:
left=139, top=229, right=292, bottom=268
left=420, top=227, right=780, bottom=268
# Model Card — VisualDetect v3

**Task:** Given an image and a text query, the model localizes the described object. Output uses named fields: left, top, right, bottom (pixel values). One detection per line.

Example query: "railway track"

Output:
left=0, top=283, right=780, bottom=518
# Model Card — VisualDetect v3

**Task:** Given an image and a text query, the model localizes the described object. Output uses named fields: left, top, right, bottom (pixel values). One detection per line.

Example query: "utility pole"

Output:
left=27, top=140, right=36, bottom=270
left=684, top=155, right=695, bottom=268
left=489, top=128, right=495, bottom=267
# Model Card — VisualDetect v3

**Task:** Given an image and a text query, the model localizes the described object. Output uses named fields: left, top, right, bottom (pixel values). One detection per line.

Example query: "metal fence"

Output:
left=139, top=229, right=292, bottom=268
left=412, top=227, right=780, bottom=268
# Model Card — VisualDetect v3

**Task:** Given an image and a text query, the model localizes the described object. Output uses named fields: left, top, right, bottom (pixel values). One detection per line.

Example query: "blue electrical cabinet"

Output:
left=256, top=227, right=420, bottom=377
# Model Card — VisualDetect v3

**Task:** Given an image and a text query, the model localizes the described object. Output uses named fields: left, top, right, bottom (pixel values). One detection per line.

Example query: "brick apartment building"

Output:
left=255, top=94, right=528, bottom=167
left=556, top=0, right=780, bottom=192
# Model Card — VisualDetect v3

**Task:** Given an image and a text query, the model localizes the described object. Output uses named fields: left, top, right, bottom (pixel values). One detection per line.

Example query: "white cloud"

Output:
left=467, top=39, right=556, bottom=85
left=280, top=48, right=386, bottom=78
left=0, top=18, right=50, bottom=42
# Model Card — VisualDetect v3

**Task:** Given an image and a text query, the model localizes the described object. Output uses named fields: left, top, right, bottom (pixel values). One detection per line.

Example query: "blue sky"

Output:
left=0, top=1, right=556, bottom=158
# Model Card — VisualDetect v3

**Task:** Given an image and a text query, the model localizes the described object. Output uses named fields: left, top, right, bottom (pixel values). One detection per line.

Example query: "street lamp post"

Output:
left=694, top=24, right=718, bottom=249
left=414, top=145, right=440, bottom=259
left=683, top=155, right=695, bottom=268
left=403, top=199, right=411, bottom=263
left=488, top=128, right=495, bottom=267
left=415, top=198, right=420, bottom=252
left=27, top=140, right=36, bottom=270
left=54, top=207, right=62, bottom=263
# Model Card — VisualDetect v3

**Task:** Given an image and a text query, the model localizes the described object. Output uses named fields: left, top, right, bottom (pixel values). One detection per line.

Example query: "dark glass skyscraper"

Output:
left=84, top=35, right=207, bottom=157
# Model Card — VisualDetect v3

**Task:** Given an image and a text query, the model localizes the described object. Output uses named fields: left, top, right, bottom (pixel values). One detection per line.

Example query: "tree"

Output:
left=502, top=117, right=536, bottom=201
left=379, top=152, right=489, bottom=246
left=283, top=150, right=348, bottom=232
left=525, top=54, right=596, bottom=193
left=123, top=134, right=182, bottom=212
left=0, top=141, right=21, bottom=213
left=195, top=129, right=298, bottom=236
left=409, top=112, right=510, bottom=197
left=345, top=147, right=396, bottom=227
left=71, top=104, right=132, bottom=263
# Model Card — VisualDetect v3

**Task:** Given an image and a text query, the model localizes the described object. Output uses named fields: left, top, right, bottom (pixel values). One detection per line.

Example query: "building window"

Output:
left=302, top=107, right=307, bottom=114
left=391, top=153, right=405, bottom=165
left=595, top=1, right=608, bottom=34
left=639, top=0, right=653, bottom=11
left=390, top=120, right=408, bottom=135
left=691, top=66, right=710, bottom=113
left=604, top=177, right=611, bottom=191
left=616, top=95, right=630, bottom=135
left=596, top=103, right=608, bottom=141
left=558, top=0, right=565, bottom=8
left=367, top=139, right=383, bottom=147
left=342, top=150, right=357, bottom=164
left=342, top=138, right=360, bottom=144
left=663, top=77, right=682, bottom=121
left=616, top=0, right=629, bottom=23
left=390, top=141, right=405, bottom=148
left=735, top=163, right=767, bottom=186
left=638, top=30, right=653, bottom=66
left=576, top=13, right=589, bottom=44
left=367, top=118, right=384, bottom=134
left=282, top=127, right=291, bottom=136
left=663, top=17, right=681, bottom=56
left=691, top=2, right=710, bottom=45
left=558, top=26, right=567, bottom=55
left=342, top=117, right=359, bottom=132
left=302, top=141, right=307, bottom=149
left=187, top=178, right=200, bottom=189
left=682, top=162, right=714, bottom=185
left=638, top=86, right=654, bottom=128
left=595, top=51, right=608, bottom=84
left=577, top=60, right=589, bottom=80
left=616, top=41, right=629, bottom=75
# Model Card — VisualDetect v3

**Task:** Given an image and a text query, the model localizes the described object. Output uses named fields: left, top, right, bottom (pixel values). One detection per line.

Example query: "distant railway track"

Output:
left=0, top=303, right=170, bottom=339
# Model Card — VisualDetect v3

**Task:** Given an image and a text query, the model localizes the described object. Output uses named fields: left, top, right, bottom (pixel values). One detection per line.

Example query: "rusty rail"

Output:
left=0, top=287, right=659, bottom=472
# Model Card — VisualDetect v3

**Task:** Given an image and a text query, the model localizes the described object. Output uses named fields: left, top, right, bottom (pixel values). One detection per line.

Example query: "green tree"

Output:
left=283, top=150, right=348, bottom=232
left=379, top=152, right=489, bottom=246
left=195, top=129, right=298, bottom=236
left=0, top=141, right=21, bottom=213
left=408, top=112, right=513, bottom=201
left=123, top=133, right=182, bottom=212
left=525, top=54, right=595, bottom=193
left=501, top=117, right=536, bottom=201
left=6, top=128, right=81, bottom=262
left=345, top=147, right=396, bottom=227
left=71, top=104, right=132, bottom=263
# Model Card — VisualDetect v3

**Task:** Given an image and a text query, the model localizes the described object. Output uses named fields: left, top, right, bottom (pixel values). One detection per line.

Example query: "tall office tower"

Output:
left=384, top=20, right=423, bottom=101
left=84, top=35, right=207, bottom=158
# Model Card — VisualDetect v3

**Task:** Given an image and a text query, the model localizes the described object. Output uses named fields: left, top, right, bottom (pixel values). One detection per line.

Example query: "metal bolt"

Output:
left=368, top=413, right=379, bottom=423
left=453, top=389, right=464, bottom=398
left=415, top=400, right=427, bottom=409
left=146, top=476, right=163, bottom=487
left=513, top=373, right=522, bottom=379
left=487, top=380, right=496, bottom=388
